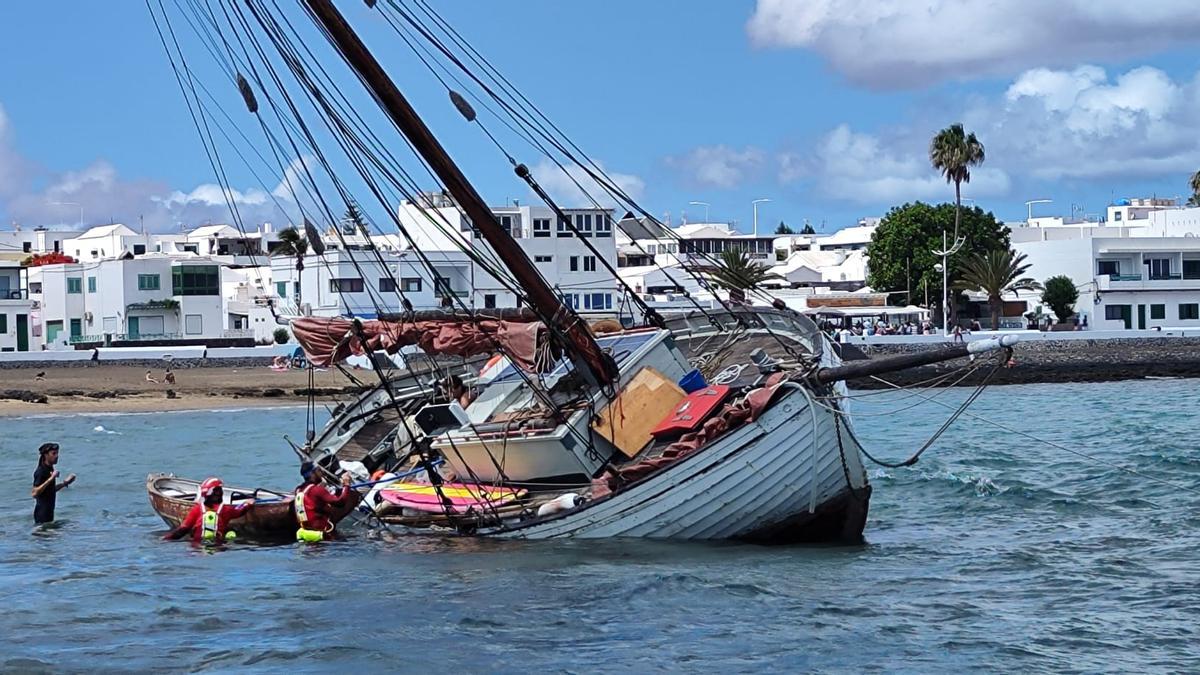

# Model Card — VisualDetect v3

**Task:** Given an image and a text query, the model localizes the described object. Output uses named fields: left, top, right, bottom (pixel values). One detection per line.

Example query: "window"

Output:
left=138, top=274, right=161, bottom=291
left=534, top=255, right=552, bottom=263
left=596, top=214, right=612, bottom=237
left=484, top=294, right=496, bottom=309
left=276, top=281, right=287, bottom=298
left=1114, top=211, right=1123, bottom=221
left=533, top=218, right=551, bottom=238
left=22, top=242, right=31, bottom=253
left=185, top=314, right=203, bottom=335
left=379, top=277, right=397, bottom=292
left=1180, top=303, right=1200, bottom=320
left=172, top=265, right=220, bottom=296
left=1097, top=260, right=1120, bottom=277
left=29, top=282, right=41, bottom=294
left=583, top=256, right=597, bottom=272
left=1150, top=304, right=1165, bottom=320
left=569, top=256, right=579, bottom=272
left=557, top=217, right=572, bottom=238
left=583, top=292, right=610, bottom=310
left=67, top=278, right=82, bottom=294
left=1184, top=260, right=1200, bottom=280
left=0, top=314, right=5, bottom=333
left=133, top=244, right=146, bottom=255
left=329, top=278, right=364, bottom=293
left=647, top=244, right=658, bottom=255
left=1146, top=258, right=1173, bottom=280
left=1105, top=304, right=1130, bottom=320
left=89, top=250, right=98, bottom=259
left=401, top=278, right=423, bottom=293
left=499, top=215, right=515, bottom=236
left=87, top=276, right=96, bottom=293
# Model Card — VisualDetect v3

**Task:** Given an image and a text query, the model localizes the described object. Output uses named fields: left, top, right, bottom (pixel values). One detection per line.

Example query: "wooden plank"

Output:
left=592, top=367, right=686, bottom=458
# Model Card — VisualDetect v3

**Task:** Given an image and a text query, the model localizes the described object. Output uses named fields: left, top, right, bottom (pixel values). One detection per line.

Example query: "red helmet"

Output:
left=199, top=477, right=224, bottom=499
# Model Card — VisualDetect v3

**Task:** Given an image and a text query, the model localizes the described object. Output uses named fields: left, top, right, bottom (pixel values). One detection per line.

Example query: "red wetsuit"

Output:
left=166, top=502, right=251, bottom=543
left=294, top=483, right=351, bottom=533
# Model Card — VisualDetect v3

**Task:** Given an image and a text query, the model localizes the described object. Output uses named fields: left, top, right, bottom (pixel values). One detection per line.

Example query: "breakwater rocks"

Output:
left=852, top=336, right=1200, bottom=388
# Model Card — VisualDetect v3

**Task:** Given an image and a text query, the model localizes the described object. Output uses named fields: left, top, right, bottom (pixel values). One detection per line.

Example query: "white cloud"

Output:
left=797, top=124, right=1010, bottom=203
left=664, top=145, right=766, bottom=189
left=746, top=0, right=1200, bottom=89
left=526, top=159, right=645, bottom=209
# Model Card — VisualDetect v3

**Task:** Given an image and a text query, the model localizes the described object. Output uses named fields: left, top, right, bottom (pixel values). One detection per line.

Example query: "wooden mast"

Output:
left=302, top=0, right=616, bottom=386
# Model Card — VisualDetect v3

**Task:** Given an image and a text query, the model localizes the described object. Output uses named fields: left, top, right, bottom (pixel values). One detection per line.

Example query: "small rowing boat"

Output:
left=146, top=473, right=356, bottom=540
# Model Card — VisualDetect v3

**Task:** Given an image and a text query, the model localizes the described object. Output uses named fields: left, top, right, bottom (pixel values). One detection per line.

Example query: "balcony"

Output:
left=1098, top=273, right=1200, bottom=292
left=0, top=289, right=31, bottom=303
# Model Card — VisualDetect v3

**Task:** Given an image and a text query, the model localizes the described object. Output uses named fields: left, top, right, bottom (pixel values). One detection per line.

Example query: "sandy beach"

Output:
left=0, top=364, right=367, bottom=416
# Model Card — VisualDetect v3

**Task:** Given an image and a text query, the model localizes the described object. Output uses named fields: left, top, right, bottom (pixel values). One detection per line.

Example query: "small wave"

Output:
left=918, top=469, right=1008, bottom=496
left=93, top=425, right=119, bottom=434
left=21, top=404, right=309, bottom=420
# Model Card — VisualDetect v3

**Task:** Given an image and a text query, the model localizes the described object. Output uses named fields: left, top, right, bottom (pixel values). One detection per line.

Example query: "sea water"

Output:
left=1, top=381, right=1198, bottom=672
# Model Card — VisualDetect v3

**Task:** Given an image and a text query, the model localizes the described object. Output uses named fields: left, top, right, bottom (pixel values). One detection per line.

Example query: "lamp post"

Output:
left=932, top=230, right=965, bottom=337
left=50, top=201, right=83, bottom=228
left=688, top=201, right=710, bottom=224
left=1025, top=199, right=1052, bottom=224
left=752, top=198, right=771, bottom=236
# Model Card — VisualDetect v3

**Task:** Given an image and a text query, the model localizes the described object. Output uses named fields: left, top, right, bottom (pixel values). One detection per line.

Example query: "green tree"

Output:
left=867, top=202, right=1012, bottom=321
left=1041, top=275, right=1079, bottom=323
left=273, top=227, right=309, bottom=308
left=929, top=123, right=986, bottom=242
left=1188, top=170, right=1200, bottom=207
left=800, top=223, right=816, bottom=235
left=953, top=249, right=1043, bottom=330
left=273, top=327, right=290, bottom=344
left=775, top=221, right=795, bottom=235
left=699, top=249, right=782, bottom=304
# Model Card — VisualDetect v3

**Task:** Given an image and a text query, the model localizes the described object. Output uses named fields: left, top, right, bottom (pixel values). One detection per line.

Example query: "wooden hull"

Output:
left=487, top=385, right=871, bottom=543
left=146, top=474, right=358, bottom=540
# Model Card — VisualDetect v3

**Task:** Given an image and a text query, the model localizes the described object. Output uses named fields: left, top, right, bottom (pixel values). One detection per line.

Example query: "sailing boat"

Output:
left=151, top=0, right=1016, bottom=543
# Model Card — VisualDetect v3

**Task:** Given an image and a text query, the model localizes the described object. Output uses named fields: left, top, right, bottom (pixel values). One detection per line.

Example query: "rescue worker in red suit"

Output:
left=163, top=477, right=253, bottom=543
left=294, top=461, right=352, bottom=543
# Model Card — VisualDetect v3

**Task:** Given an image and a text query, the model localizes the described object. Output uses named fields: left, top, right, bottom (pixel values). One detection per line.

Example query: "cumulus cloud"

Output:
left=0, top=101, right=293, bottom=232
left=794, top=124, right=1011, bottom=203
left=526, top=159, right=645, bottom=209
left=664, top=145, right=766, bottom=189
left=746, top=0, right=1200, bottom=89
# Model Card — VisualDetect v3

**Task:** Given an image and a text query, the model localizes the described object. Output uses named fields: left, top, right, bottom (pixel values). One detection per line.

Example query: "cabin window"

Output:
left=569, top=256, right=579, bottom=272
left=484, top=294, right=496, bottom=309
left=534, top=255, right=552, bottom=263
left=1180, top=303, right=1200, bottom=321
left=583, top=256, right=596, bottom=272
left=378, top=277, right=397, bottom=292
left=329, top=278, right=364, bottom=293
left=276, top=282, right=287, bottom=298
left=133, top=244, right=147, bottom=255
left=401, top=278, right=422, bottom=292
left=533, top=218, right=551, bottom=238
left=22, top=242, right=31, bottom=253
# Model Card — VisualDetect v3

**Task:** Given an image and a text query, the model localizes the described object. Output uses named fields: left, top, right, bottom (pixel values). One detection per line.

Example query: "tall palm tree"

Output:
left=929, top=123, right=986, bottom=242
left=1188, top=170, right=1200, bottom=207
left=954, top=249, right=1043, bottom=330
left=273, top=227, right=309, bottom=308
left=700, top=249, right=782, bottom=303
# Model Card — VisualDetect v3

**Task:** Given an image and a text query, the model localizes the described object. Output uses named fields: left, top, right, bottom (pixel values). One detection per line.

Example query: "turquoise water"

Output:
left=1, top=380, right=1198, bottom=672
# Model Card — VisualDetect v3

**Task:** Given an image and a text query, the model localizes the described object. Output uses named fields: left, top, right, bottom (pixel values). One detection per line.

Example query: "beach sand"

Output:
left=0, top=364, right=368, bottom=416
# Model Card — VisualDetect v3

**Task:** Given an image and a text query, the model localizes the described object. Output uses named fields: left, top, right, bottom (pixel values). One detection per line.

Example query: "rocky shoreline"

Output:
left=850, top=336, right=1200, bottom=388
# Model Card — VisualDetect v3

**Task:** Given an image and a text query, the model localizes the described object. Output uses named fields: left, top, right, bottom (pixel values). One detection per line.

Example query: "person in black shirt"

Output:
left=32, top=443, right=76, bottom=524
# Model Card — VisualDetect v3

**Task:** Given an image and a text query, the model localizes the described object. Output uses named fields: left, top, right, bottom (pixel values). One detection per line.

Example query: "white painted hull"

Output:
left=489, top=384, right=870, bottom=542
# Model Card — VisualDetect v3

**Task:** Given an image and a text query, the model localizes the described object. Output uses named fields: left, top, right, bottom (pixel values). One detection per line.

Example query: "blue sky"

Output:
left=2, top=1, right=1200, bottom=234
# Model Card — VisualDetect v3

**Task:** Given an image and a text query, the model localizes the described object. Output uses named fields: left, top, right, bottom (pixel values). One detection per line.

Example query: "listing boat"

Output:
left=150, top=1, right=1016, bottom=543
left=146, top=473, right=357, bottom=540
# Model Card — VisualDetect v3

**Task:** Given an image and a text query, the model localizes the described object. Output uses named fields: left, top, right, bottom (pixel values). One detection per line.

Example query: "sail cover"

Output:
left=290, top=316, right=551, bottom=370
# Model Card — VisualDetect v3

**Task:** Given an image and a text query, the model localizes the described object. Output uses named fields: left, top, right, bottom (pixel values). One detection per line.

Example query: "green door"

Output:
left=127, top=316, right=140, bottom=338
left=15, top=314, right=28, bottom=352
left=1121, top=305, right=1132, bottom=330
left=1137, top=305, right=1146, bottom=330
left=69, top=318, right=82, bottom=340
left=46, top=320, right=63, bottom=345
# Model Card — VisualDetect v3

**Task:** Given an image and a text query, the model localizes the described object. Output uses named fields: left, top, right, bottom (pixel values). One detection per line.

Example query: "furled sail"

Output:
left=291, top=315, right=554, bottom=370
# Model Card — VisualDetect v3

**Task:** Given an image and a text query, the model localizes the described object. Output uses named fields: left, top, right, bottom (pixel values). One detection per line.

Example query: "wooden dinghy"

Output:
left=146, top=473, right=357, bottom=540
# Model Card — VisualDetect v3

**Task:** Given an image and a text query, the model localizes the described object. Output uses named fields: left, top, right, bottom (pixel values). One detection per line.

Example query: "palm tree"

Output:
left=1188, top=170, right=1200, bottom=207
left=929, top=123, right=986, bottom=242
left=954, top=249, right=1043, bottom=330
left=700, top=249, right=782, bottom=303
left=273, top=227, right=309, bottom=308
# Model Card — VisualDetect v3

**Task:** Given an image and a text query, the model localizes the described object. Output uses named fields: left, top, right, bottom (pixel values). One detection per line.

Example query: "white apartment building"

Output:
left=0, top=261, right=34, bottom=352
left=0, top=226, right=78, bottom=260
left=63, top=223, right=280, bottom=263
left=271, top=249, right=440, bottom=319
left=30, top=256, right=246, bottom=347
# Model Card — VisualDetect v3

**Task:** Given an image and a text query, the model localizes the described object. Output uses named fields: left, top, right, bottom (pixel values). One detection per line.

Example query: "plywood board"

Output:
left=593, top=367, right=687, bottom=458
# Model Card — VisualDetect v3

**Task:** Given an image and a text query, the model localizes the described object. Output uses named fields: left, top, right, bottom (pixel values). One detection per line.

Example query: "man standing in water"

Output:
left=294, top=461, right=353, bottom=543
left=32, top=443, right=76, bottom=524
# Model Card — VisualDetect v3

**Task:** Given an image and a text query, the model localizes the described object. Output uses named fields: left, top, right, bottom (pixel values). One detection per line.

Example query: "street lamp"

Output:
left=1025, top=199, right=1052, bottom=224
left=932, top=230, right=965, bottom=337
left=50, top=201, right=83, bottom=228
left=688, top=201, right=710, bottom=224
left=752, top=198, right=771, bottom=237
